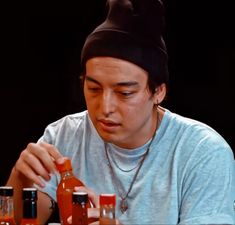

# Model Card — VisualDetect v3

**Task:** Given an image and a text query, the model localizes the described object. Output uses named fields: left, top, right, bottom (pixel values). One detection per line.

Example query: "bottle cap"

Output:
left=72, top=192, right=88, bottom=204
left=0, top=186, right=14, bottom=196
left=99, top=194, right=116, bottom=206
left=22, top=187, right=38, bottom=200
left=55, top=157, right=72, bottom=172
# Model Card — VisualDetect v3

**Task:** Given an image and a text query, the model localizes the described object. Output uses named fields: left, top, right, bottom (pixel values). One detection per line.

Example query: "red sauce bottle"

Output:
left=72, top=192, right=88, bottom=225
left=99, top=194, right=116, bottom=225
left=56, top=157, right=91, bottom=225
left=0, top=186, right=16, bottom=225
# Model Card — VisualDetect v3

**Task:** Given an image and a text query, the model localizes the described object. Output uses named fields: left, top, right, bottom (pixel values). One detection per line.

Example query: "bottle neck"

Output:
left=60, top=170, right=74, bottom=179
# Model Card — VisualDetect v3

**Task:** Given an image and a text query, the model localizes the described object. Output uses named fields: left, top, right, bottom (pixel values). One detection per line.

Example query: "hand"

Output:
left=67, top=186, right=122, bottom=225
left=14, top=142, right=63, bottom=187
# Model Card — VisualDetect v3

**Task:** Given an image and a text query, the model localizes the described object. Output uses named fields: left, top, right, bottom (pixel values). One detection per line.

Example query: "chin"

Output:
left=98, top=131, right=119, bottom=144
left=100, top=133, right=115, bottom=143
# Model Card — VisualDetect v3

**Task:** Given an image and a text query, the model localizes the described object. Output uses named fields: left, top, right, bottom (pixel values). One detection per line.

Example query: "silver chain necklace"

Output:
left=108, top=144, right=150, bottom=173
left=105, top=109, right=160, bottom=213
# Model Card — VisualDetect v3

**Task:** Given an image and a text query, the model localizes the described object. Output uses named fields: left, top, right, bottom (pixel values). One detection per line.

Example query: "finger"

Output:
left=74, top=186, right=99, bottom=207
left=88, top=207, right=99, bottom=219
left=26, top=143, right=56, bottom=175
left=67, top=215, right=72, bottom=224
left=39, top=142, right=63, bottom=160
left=15, top=159, right=46, bottom=188
left=55, top=156, right=67, bottom=165
left=19, top=148, right=51, bottom=181
left=38, top=142, right=63, bottom=172
left=29, top=142, right=62, bottom=174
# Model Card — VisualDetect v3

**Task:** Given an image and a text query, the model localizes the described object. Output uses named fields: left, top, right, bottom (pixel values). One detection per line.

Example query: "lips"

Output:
left=99, top=119, right=119, bottom=127
left=98, top=119, right=120, bottom=131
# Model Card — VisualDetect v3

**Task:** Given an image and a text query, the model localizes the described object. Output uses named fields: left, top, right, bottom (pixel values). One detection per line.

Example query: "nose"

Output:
left=100, top=91, right=116, bottom=116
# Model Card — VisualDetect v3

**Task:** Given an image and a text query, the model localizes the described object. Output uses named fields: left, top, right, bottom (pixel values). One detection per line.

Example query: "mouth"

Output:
left=99, top=119, right=119, bottom=126
left=98, top=119, right=120, bottom=131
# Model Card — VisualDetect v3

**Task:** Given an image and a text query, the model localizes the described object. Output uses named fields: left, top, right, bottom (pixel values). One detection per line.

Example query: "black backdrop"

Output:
left=1, top=1, right=234, bottom=186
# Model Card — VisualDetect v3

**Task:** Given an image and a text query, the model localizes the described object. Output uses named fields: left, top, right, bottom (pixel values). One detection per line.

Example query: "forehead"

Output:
left=85, top=57, right=148, bottom=83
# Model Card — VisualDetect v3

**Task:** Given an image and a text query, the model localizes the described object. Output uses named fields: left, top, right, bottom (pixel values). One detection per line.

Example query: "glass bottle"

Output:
left=72, top=192, right=88, bottom=225
left=0, top=186, right=16, bottom=225
left=99, top=194, right=116, bottom=225
left=56, top=157, right=91, bottom=225
left=20, top=187, right=39, bottom=225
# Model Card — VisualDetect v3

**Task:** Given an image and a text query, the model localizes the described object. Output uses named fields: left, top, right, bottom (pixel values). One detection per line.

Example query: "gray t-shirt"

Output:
left=38, top=109, right=235, bottom=224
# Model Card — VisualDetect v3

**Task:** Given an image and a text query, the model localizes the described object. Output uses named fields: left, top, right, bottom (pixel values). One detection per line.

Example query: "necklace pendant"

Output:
left=120, top=199, right=128, bottom=213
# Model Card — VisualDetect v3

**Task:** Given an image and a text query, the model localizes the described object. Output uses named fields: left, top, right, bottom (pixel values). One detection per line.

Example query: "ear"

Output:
left=153, top=83, right=166, bottom=105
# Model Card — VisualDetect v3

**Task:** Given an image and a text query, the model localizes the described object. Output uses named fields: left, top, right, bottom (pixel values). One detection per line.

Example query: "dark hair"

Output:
left=80, top=55, right=168, bottom=96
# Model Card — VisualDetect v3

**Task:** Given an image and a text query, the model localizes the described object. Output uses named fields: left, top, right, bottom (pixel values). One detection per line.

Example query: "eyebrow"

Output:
left=85, top=75, right=100, bottom=85
left=85, top=75, right=140, bottom=87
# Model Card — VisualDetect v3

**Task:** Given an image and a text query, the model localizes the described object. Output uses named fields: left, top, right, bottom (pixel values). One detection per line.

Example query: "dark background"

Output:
left=1, top=0, right=234, bottom=187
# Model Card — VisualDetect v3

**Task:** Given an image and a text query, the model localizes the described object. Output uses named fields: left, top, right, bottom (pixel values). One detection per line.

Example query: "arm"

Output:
left=6, top=142, right=63, bottom=224
left=179, top=144, right=235, bottom=224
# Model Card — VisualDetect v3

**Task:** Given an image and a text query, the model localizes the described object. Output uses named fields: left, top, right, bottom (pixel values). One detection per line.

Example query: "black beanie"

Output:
left=81, top=0, right=169, bottom=85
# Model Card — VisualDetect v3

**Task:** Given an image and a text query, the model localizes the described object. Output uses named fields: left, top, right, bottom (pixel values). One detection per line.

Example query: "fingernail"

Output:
left=56, top=157, right=66, bottom=164
left=40, top=183, right=45, bottom=188
left=74, top=186, right=79, bottom=191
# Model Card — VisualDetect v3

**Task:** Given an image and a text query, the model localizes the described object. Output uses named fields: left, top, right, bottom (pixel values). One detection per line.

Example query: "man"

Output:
left=7, top=0, right=235, bottom=224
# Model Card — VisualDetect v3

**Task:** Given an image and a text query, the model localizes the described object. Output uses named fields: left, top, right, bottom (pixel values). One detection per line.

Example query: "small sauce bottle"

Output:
left=56, top=157, right=90, bottom=225
left=20, top=187, right=39, bottom=225
left=72, top=192, right=88, bottom=225
left=99, top=194, right=116, bottom=225
left=0, top=186, right=16, bottom=225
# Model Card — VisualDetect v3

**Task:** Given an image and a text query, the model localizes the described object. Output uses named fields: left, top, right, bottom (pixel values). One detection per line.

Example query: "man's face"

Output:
left=84, top=57, right=159, bottom=148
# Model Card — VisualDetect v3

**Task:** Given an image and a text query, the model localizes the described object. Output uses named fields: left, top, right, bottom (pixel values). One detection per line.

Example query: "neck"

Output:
left=113, top=107, right=163, bottom=149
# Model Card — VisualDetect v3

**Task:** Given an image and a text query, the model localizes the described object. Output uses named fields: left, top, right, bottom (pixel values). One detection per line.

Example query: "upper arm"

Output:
left=179, top=145, right=235, bottom=224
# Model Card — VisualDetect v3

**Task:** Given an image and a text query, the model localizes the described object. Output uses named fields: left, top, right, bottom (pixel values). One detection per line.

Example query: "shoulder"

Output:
left=44, top=110, right=93, bottom=136
left=48, top=110, right=89, bottom=128
left=39, top=110, right=92, bottom=143
left=162, top=109, right=234, bottom=161
left=164, top=109, right=230, bottom=144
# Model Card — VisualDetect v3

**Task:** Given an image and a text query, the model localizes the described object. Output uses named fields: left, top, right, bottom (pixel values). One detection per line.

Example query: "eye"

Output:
left=118, top=91, right=135, bottom=97
left=120, top=92, right=132, bottom=96
left=88, top=87, right=102, bottom=93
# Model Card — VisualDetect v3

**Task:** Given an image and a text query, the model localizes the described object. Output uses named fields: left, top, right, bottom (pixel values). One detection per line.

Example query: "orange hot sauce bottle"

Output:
left=0, top=186, right=16, bottom=225
left=56, top=157, right=93, bottom=225
left=20, top=188, right=39, bottom=225
left=99, top=194, right=116, bottom=225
